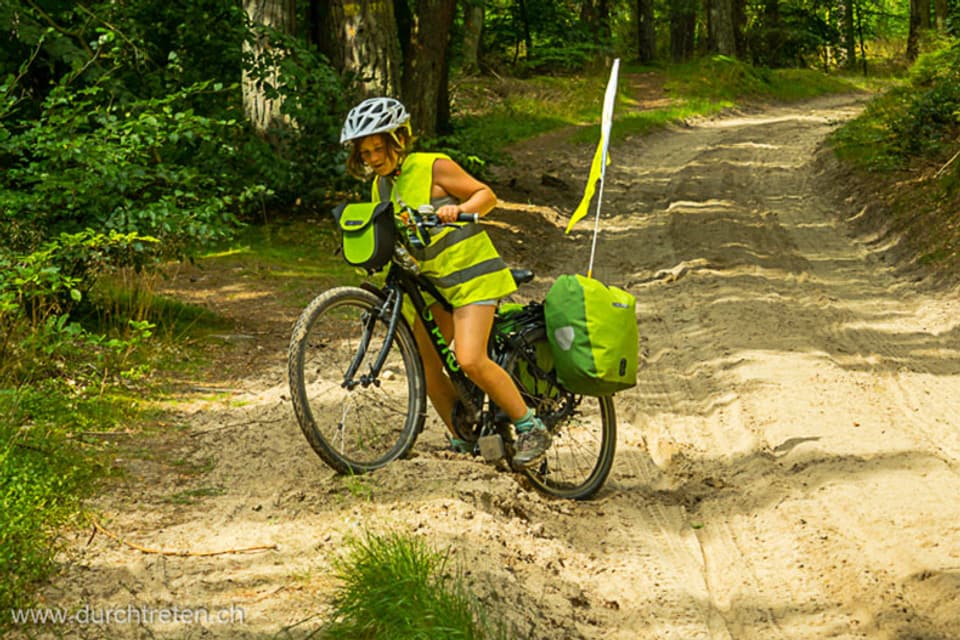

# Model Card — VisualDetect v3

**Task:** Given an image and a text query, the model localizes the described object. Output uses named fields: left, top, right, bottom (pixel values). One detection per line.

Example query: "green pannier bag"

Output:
left=332, top=201, right=396, bottom=271
left=544, top=274, right=638, bottom=396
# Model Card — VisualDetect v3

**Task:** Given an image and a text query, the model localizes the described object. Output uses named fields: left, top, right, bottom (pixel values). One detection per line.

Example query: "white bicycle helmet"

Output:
left=340, top=97, right=411, bottom=144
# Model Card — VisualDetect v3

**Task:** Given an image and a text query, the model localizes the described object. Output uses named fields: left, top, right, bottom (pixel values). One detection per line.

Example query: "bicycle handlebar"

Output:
left=419, top=212, right=479, bottom=226
left=398, top=205, right=479, bottom=250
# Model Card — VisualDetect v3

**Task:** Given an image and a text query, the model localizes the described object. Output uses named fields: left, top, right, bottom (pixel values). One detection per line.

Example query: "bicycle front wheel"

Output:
left=288, top=286, right=426, bottom=475
left=504, top=326, right=617, bottom=500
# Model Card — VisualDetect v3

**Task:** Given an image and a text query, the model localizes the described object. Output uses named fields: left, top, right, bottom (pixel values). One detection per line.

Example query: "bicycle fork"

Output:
left=341, top=287, right=485, bottom=434
left=341, top=288, right=404, bottom=390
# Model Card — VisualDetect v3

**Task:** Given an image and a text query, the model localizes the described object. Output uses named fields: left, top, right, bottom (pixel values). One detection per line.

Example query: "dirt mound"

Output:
left=18, top=93, right=960, bottom=640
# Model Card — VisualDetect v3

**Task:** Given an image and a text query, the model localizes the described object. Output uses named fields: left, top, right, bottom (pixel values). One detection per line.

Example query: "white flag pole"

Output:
left=587, top=58, right=620, bottom=279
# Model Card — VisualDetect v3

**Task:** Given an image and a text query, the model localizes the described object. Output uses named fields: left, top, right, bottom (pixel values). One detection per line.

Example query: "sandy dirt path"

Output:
left=19, top=94, right=960, bottom=639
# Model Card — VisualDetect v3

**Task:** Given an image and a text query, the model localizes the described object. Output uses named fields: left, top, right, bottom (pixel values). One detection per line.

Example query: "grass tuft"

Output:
left=321, top=531, right=508, bottom=640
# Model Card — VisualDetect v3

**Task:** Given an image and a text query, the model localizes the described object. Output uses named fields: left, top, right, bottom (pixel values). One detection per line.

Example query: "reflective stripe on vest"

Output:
left=372, top=153, right=516, bottom=306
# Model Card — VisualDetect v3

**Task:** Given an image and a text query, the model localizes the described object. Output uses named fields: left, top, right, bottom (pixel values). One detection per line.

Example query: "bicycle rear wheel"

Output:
left=288, top=286, right=426, bottom=474
left=503, top=325, right=616, bottom=500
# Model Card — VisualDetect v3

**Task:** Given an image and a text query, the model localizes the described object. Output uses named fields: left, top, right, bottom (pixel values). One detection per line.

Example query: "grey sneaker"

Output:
left=512, top=420, right=552, bottom=467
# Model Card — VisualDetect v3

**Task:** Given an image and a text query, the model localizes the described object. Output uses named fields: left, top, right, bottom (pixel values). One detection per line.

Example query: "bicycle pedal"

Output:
left=477, top=434, right=506, bottom=463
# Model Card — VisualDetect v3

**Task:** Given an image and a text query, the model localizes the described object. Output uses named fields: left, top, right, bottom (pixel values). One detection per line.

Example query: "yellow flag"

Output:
left=565, top=59, right=620, bottom=235
left=565, top=138, right=609, bottom=233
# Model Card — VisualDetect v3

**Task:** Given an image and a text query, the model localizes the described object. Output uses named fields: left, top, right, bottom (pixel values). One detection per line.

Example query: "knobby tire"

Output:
left=288, top=286, right=426, bottom=475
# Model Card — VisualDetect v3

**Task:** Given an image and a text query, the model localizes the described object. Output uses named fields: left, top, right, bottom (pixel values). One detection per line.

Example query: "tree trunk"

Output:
left=315, top=0, right=402, bottom=98
left=934, top=0, right=947, bottom=30
left=917, top=0, right=931, bottom=28
left=855, top=0, right=868, bottom=75
left=712, top=0, right=737, bottom=56
left=670, top=0, right=697, bottom=62
left=461, top=2, right=484, bottom=74
left=704, top=0, right=715, bottom=52
left=517, top=0, right=533, bottom=60
left=734, top=0, right=746, bottom=58
left=762, top=0, right=781, bottom=66
left=581, top=0, right=612, bottom=44
left=399, top=0, right=456, bottom=138
left=906, top=0, right=922, bottom=61
left=843, top=0, right=857, bottom=68
left=636, top=0, right=656, bottom=63
left=242, top=0, right=296, bottom=136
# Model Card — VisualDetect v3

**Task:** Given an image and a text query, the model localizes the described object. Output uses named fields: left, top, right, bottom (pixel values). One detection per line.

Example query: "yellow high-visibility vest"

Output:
left=372, top=153, right=517, bottom=309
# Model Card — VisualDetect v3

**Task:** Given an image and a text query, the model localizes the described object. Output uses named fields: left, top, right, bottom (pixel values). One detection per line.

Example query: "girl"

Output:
left=341, top=97, right=550, bottom=467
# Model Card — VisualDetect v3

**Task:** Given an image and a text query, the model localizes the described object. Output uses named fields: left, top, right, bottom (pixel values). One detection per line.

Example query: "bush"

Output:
left=0, top=238, right=158, bottom=619
left=0, top=81, right=258, bottom=261
left=831, top=40, right=960, bottom=169
left=890, top=44, right=960, bottom=156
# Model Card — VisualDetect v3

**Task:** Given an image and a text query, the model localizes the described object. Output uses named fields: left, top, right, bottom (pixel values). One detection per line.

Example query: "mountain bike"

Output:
left=287, top=209, right=616, bottom=499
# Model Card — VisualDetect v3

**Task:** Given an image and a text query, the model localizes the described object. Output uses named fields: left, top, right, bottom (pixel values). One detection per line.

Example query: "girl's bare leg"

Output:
left=451, top=304, right=527, bottom=421
left=412, top=304, right=458, bottom=433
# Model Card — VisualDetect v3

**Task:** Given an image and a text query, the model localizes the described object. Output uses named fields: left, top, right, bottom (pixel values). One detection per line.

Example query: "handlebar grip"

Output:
left=418, top=212, right=479, bottom=228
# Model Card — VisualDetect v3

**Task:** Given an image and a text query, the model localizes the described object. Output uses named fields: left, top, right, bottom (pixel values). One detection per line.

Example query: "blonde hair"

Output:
left=345, top=128, right=414, bottom=180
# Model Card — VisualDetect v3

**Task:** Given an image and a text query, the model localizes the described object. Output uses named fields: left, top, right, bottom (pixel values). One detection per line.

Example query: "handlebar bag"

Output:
left=544, top=274, right=638, bottom=396
left=332, top=201, right=396, bottom=271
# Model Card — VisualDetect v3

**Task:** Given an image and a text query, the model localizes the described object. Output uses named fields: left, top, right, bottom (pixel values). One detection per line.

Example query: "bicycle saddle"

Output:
left=511, top=268, right=534, bottom=285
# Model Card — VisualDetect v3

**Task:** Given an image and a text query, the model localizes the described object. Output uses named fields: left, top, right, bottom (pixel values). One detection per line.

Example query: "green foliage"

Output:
left=0, top=80, right=255, bottom=260
left=666, top=56, right=772, bottom=101
left=452, top=57, right=861, bottom=166
left=322, top=531, right=507, bottom=640
left=0, top=7, right=338, bottom=614
left=0, top=0, right=248, bottom=119
left=829, top=89, right=903, bottom=169
left=118, top=0, right=247, bottom=98
left=831, top=41, right=960, bottom=170
left=745, top=3, right=841, bottom=68
left=239, top=28, right=350, bottom=210
left=0, top=387, right=103, bottom=616
left=665, top=56, right=859, bottom=104
left=0, top=238, right=168, bottom=390
left=479, top=0, right=612, bottom=73
left=450, top=73, right=609, bottom=154
left=0, top=233, right=183, bottom=619
left=890, top=44, right=960, bottom=155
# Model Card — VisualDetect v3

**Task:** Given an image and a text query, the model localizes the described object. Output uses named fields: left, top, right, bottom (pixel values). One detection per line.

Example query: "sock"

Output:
left=513, top=408, right=537, bottom=433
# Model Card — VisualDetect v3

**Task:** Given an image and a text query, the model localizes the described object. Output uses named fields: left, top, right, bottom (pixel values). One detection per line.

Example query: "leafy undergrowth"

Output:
left=827, top=41, right=960, bottom=287
left=0, top=260, right=233, bottom=622
left=0, top=384, right=113, bottom=616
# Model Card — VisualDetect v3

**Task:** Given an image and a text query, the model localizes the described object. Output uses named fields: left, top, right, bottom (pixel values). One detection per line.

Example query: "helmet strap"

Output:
left=389, top=123, right=412, bottom=146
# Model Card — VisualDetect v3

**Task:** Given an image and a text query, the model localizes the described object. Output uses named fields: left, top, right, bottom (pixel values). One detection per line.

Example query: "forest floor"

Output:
left=16, top=81, right=960, bottom=639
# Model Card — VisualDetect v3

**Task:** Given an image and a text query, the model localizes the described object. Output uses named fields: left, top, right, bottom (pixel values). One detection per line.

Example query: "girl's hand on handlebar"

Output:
left=436, top=204, right=464, bottom=223
left=434, top=205, right=479, bottom=224
left=415, top=208, right=480, bottom=229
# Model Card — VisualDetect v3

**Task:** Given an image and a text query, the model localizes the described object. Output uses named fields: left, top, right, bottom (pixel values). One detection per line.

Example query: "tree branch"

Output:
left=23, top=0, right=95, bottom=58
left=935, top=147, right=960, bottom=179
left=91, top=520, right=278, bottom=557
